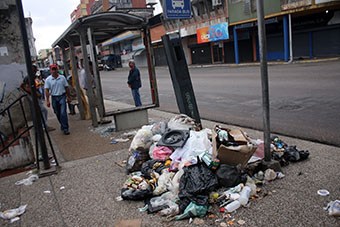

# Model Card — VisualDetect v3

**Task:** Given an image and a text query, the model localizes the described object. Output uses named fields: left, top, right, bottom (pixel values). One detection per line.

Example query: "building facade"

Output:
left=150, top=0, right=340, bottom=66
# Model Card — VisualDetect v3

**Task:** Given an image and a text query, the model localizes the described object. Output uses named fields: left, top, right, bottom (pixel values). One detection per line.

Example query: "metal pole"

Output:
left=61, top=47, right=70, bottom=77
left=144, top=27, right=159, bottom=107
left=78, top=28, right=98, bottom=127
left=15, top=0, right=50, bottom=169
left=66, top=39, right=86, bottom=120
left=288, top=14, right=293, bottom=63
left=87, top=27, right=105, bottom=119
left=256, top=0, right=271, bottom=162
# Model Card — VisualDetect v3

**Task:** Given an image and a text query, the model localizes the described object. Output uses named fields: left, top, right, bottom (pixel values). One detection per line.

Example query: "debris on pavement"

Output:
left=118, top=114, right=311, bottom=223
left=317, top=189, right=330, bottom=196
left=324, top=200, right=340, bottom=217
left=0, top=204, right=27, bottom=222
left=15, top=173, right=38, bottom=186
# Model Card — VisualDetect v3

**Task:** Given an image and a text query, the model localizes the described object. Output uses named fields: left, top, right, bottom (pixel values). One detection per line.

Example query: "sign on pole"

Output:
left=163, top=0, right=191, bottom=19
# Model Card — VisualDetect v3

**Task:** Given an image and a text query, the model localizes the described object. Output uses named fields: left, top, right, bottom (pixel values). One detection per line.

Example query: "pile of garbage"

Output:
left=119, top=114, right=310, bottom=222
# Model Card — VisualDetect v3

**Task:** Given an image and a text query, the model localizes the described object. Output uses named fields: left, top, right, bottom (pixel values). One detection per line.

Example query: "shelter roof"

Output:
left=52, top=11, right=147, bottom=48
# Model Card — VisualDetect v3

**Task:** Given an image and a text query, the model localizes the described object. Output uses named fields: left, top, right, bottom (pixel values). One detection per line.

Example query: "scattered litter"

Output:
left=193, top=218, right=205, bottom=225
left=0, top=204, right=27, bottom=221
left=138, top=205, right=148, bottom=212
left=43, top=190, right=51, bottom=194
left=110, top=139, right=118, bottom=144
left=15, top=174, right=39, bottom=186
left=238, top=219, right=246, bottom=225
left=10, top=216, right=20, bottom=223
left=50, top=160, right=56, bottom=166
left=60, top=186, right=65, bottom=190
left=122, top=130, right=138, bottom=138
left=117, top=114, right=312, bottom=223
left=91, top=124, right=116, bottom=137
left=188, top=217, right=193, bottom=224
left=116, top=196, right=123, bottom=201
left=276, top=172, right=285, bottom=179
left=264, top=169, right=277, bottom=181
left=317, top=189, right=330, bottom=196
left=113, top=138, right=130, bottom=143
left=324, top=200, right=340, bottom=217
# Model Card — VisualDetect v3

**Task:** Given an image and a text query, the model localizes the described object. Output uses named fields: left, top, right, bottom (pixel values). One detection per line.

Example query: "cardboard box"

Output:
left=212, top=126, right=257, bottom=168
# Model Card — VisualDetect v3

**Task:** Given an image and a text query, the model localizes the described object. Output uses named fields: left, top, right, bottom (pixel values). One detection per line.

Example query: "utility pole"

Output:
left=256, top=0, right=281, bottom=171
left=16, top=0, right=56, bottom=175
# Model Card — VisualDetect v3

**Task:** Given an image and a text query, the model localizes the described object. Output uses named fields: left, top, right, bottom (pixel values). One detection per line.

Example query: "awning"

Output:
left=52, top=11, right=146, bottom=48
left=133, top=49, right=145, bottom=57
left=102, top=31, right=141, bottom=47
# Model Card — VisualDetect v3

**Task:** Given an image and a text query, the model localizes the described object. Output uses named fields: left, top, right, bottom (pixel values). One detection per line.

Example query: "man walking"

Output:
left=127, top=59, right=142, bottom=107
left=45, top=64, right=71, bottom=135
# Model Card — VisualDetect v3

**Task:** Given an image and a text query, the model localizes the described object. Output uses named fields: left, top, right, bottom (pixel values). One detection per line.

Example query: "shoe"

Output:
left=46, top=126, right=56, bottom=132
left=63, top=130, right=70, bottom=135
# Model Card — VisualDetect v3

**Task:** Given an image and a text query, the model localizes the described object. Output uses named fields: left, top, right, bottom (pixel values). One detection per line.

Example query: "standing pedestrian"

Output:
left=44, top=64, right=71, bottom=135
left=127, top=59, right=142, bottom=107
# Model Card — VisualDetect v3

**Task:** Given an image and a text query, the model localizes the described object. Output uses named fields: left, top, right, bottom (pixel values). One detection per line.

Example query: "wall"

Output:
left=228, top=0, right=281, bottom=24
left=0, top=0, right=36, bottom=171
left=0, top=0, right=27, bottom=92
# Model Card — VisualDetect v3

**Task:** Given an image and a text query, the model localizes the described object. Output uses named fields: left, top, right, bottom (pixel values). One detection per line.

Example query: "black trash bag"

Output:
left=284, top=146, right=309, bottom=162
left=121, top=188, right=153, bottom=200
left=272, top=152, right=290, bottom=167
left=126, top=149, right=150, bottom=173
left=216, top=164, right=247, bottom=188
left=178, top=162, right=219, bottom=210
left=141, top=160, right=166, bottom=179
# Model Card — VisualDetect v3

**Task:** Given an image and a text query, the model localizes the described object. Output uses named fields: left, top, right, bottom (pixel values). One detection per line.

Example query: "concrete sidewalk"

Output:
left=0, top=100, right=339, bottom=227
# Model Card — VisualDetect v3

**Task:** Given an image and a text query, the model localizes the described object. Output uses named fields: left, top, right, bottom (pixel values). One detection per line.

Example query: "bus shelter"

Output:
left=52, top=12, right=159, bottom=130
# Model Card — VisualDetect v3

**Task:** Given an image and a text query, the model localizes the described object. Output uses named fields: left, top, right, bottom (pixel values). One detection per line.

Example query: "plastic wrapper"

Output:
left=175, top=202, right=208, bottom=220
left=152, top=146, right=173, bottom=161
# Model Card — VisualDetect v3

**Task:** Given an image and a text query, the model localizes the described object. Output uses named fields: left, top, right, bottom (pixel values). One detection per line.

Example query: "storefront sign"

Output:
left=163, top=0, right=191, bottom=19
left=197, top=22, right=229, bottom=44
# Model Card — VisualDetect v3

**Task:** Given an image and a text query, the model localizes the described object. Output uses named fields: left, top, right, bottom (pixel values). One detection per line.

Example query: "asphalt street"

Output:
left=99, top=60, right=340, bottom=147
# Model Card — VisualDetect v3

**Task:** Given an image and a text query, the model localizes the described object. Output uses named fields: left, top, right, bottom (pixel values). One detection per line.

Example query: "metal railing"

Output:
left=0, top=94, right=58, bottom=168
left=0, top=94, right=32, bottom=153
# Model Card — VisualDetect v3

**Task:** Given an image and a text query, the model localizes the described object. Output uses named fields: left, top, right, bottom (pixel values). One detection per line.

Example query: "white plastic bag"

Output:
left=129, top=128, right=153, bottom=151
left=153, top=170, right=175, bottom=195
left=15, top=174, right=39, bottom=186
left=0, top=204, right=27, bottom=220
left=170, top=129, right=212, bottom=167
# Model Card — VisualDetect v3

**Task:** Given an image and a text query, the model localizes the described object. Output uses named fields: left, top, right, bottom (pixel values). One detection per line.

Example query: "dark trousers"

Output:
left=131, top=88, right=142, bottom=107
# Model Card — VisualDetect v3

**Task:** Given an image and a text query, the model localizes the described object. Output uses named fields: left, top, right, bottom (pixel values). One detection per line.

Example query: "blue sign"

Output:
left=163, top=0, right=191, bottom=19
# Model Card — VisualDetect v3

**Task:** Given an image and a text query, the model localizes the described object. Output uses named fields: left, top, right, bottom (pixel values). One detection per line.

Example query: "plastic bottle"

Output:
left=238, top=186, right=251, bottom=206
left=225, top=200, right=241, bottom=213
